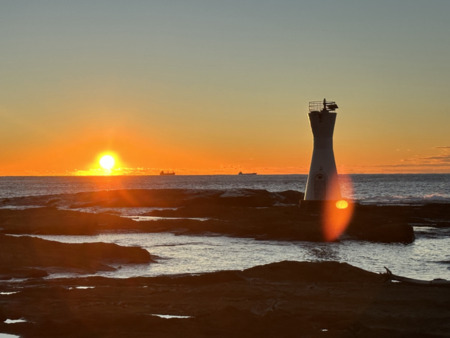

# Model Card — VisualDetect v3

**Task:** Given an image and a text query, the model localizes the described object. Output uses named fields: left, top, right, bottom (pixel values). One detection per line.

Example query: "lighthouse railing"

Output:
left=309, top=101, right=324, bottom=112
left=309, top=100, right=338, bottom=113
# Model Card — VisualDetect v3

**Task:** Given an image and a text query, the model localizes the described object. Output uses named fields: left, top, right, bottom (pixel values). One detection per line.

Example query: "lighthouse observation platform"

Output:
left=309, top=100, right=338, bottom=113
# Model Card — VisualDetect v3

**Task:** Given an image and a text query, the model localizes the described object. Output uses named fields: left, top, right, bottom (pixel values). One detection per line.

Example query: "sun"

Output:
left=99, top=155, right=115, bottom=171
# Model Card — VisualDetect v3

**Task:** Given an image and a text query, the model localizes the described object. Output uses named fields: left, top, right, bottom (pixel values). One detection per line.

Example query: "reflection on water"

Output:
left=67, top=286, right=95, bottom=290
left=28, top=231, right=450, bottom=281
left=151, top=314, right=192, bottom=319
left=305, top=245, right=340, bottom=261
left=4, top=319, right=27, bottom=324
left=0, top=334, right=20, bottom=338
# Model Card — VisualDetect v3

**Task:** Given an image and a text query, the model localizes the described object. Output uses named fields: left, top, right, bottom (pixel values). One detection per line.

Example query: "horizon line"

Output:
left=1, top=172, right=449, bottom=178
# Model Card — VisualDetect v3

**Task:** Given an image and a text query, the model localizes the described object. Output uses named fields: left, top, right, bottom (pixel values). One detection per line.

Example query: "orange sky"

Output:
left=1, top=2, right=449, bottom=175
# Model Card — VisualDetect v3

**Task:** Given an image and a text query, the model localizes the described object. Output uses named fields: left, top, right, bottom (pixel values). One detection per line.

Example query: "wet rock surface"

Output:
left=0, top=234, right=153, bottom=279
left=1, top=261, right=449, bottom=337
left=1, top=189, right=448, bottom=243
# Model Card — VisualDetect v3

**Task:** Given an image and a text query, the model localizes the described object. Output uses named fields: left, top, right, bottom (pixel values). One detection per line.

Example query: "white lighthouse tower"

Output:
left=304, top=99, right=341, bottom=201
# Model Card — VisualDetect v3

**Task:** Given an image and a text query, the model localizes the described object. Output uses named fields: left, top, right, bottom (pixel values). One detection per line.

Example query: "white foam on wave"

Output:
left=125, top=215, right=209, bottom=222
left=66, top=206, right=176, bottom=216
left=423, top=193, right=450, bottom=201
left=151, top=314, right=192, bottom=319
left=0, top=205, right=41, bottom=210
left=67, top=286, right=95, bottom=290
left=358, top=193, right=450, bottom=205
left=4, top=318, right=27, bottom=324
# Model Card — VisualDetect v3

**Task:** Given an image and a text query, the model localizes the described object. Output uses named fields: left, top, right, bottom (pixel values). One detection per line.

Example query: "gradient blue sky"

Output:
left=1, top=1, right=449, bottom=174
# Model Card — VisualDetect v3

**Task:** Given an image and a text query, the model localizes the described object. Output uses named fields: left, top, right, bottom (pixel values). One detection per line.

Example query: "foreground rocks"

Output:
left=0, top=261, right=449, bottom=337
left=2, top=189, right=448, bottom=243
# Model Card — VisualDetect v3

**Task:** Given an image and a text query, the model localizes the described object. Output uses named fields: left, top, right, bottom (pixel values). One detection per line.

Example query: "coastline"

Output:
left=0, top=188, right=449, bottom=336
left=1, top=261, right=449, bottom=337
left=1, top=188, right=449, bottom=279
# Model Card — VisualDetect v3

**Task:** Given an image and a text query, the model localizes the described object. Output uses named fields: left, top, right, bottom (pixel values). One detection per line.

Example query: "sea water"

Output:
left=1, top=175, right=449, bottom=280
left=1, top=174, right=449, bottom=204
left=28, top=229, right=450, bottom=280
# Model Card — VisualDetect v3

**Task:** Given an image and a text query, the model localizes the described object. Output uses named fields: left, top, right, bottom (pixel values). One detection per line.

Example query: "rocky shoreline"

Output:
left=2, top=188, right=448, bottom=243
left=1, top=189, right=449, bottom=336
left=1, top=261, right=449, bottom=337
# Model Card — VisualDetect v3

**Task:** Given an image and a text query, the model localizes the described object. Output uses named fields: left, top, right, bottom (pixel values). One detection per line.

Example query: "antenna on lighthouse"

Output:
left=303, top=98, right=341, bottom=203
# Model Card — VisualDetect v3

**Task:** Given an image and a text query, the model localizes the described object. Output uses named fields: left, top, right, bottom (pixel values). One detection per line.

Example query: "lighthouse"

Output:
left=304, top=99, right=341, bottom=201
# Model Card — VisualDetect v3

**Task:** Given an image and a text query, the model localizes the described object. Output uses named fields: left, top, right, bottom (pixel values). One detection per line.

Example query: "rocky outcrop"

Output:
left=2, top=189, right=448, bottom=243
left=0, top=207, right=136, bottom=235
left=0, top=234, right=153, bottom=279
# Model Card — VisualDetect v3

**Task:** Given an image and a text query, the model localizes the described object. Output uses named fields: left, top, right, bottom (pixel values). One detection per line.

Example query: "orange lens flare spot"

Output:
left=322, top=201, right=354, bottom=242
left=336, top=200, right=349, bottom=209
left=322, top=175, right=355, bottom=242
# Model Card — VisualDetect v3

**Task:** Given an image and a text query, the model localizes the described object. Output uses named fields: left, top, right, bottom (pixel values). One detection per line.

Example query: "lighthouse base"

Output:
left=299, top=200, right=325, bottom=214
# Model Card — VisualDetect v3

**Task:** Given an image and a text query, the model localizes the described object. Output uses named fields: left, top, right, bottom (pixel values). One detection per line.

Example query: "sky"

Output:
left=1, top=0, right=449, bottom=175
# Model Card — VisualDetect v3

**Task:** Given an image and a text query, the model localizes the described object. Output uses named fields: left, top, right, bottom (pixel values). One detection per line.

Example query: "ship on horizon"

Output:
left=160, top=171, right=175, bottom=176
left=238, top=171, right=257, bottom=176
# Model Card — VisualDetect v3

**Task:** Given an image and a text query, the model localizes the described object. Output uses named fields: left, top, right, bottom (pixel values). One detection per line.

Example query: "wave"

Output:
left=423, top=193, right=450, bottom=201
left=151, top=242, right=220, bottom=248
left=1, top=175, right=449, bottom=206
left=358, top=193, right=450, bottom=205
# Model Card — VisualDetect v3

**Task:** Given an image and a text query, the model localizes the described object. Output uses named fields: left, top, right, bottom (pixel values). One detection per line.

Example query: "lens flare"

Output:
left=322, top=175, right=355, bottom=241
left=336, top=200, right=349, bottom=209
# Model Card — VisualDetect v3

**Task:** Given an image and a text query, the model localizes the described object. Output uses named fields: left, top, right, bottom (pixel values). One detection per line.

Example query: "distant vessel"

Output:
left=238, top=172, right=257, bottom=176
left=160, top=171, right=175, bottom=176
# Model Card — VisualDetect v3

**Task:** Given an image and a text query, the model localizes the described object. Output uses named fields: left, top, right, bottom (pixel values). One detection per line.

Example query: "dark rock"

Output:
left=0, top=234, right=153, bottom=277
left=243, top=261, right=382, bottom=283
left=0, top=207, right=136, bottom=235
left=2, top=190, right=448, bottom=243
left=2, top=261, right=449, bottom=337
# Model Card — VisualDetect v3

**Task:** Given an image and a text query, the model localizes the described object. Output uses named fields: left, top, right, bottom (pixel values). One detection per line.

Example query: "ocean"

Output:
left=1, top=174, right=449, bottom=280
left=1, top=174, right=449, bottom=204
